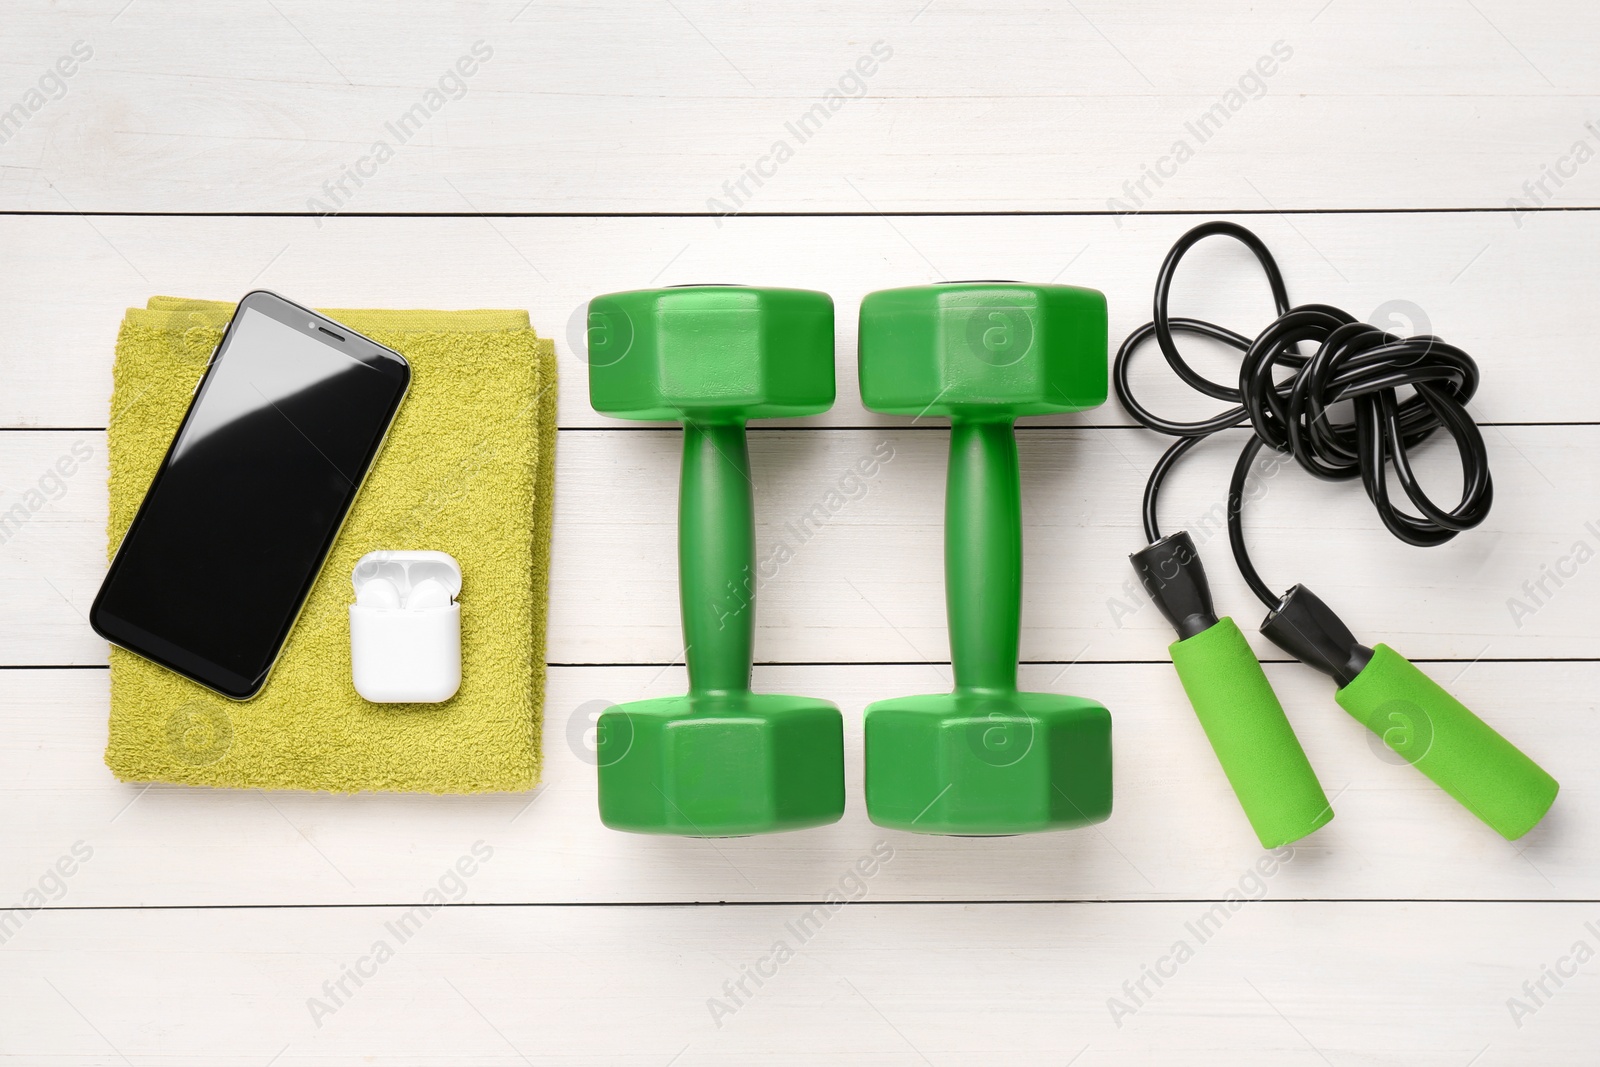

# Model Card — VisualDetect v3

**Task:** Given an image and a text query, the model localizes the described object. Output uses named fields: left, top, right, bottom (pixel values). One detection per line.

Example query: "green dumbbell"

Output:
left=858, top=283, right=1114, bottom=834
left=586, top=285, right=845, bottom=836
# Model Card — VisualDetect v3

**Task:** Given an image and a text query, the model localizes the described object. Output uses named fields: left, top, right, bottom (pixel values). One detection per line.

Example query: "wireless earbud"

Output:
left=407, top=577, right=452, bottom=610
left=352, top=574, right=453, bottom=611
left=357, top=577, right=402, bottom=610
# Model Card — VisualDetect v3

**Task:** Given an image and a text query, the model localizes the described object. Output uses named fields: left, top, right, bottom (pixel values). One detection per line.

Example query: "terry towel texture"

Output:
left=104, top=297, right=556, bottom=793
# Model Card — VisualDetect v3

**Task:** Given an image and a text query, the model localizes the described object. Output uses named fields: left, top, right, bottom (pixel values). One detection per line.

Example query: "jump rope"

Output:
left=1116, top=221, right=1558, bottom=847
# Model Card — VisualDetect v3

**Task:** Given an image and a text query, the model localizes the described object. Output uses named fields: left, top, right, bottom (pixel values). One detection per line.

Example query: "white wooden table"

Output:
left=3, top=2, right=1596, bottom=1063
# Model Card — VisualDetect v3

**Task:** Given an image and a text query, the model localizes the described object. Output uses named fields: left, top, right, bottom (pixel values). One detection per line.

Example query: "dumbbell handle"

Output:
left=946, top=417, right=1022, bottom=692
left=680, top=420, right=755, bottom=695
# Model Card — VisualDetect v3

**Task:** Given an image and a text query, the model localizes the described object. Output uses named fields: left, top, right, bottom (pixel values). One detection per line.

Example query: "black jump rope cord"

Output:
left=1113, top=220, right=1495, bottom=609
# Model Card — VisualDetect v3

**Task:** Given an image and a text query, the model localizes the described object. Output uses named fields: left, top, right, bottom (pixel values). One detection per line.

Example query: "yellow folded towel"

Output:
left=103, top=297, right=556, bottom=793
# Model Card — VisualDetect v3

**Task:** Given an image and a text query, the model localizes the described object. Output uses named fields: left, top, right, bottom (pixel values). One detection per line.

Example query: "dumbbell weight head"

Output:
left=864, top=689, right=1113, bottom=835
left=588, top=285, right=835, bottom=421
left=858, top=282, right=1107, bottom=418
left=586, top=285, right=844, bottom=836
left=858, top=282, right=1113, bottom=835
left=595, top=691, right=846, bottom=835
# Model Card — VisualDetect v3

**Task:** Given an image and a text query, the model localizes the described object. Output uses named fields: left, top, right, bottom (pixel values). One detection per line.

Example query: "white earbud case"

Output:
left=349, top=550, right=462, bottom=703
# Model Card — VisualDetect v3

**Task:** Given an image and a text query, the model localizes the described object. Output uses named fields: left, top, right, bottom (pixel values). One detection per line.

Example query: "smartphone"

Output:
left=91, top=291, right=410, bottom=699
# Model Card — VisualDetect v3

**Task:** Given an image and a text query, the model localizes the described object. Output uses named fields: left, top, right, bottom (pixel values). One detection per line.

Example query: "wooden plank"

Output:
left=4, top=900, right=1595, bottom=1063
left=6, top=425, right=1597, bottom=666
left=4, top=2, right=1600, bottom=213
left=2, top=212, right=1596, bottom=429
left=0, top=661, right=1583, bottom=906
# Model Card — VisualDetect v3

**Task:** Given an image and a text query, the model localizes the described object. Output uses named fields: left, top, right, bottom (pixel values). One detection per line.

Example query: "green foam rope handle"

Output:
left=1336, top=644, right=1558, bottom=840
left=1169, top=617, right=1334, bottom=848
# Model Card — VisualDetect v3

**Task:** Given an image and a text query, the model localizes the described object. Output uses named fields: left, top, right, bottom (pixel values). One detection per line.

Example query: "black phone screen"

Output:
left=91, top=292, right=410, bottom=698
